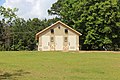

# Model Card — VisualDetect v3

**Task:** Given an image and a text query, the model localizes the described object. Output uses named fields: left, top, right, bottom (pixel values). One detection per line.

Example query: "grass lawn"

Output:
left=0, top=51, right=120, bottom=80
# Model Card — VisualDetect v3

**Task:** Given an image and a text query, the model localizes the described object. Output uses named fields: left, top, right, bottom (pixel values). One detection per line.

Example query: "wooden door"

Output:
left=68, top=36, right=76, bottom=51
left=55, top=36, right=63, bottom=50
left=42, top=36, right=50, bottom=51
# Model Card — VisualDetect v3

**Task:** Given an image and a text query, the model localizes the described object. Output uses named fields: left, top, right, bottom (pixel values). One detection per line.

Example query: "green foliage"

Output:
left=49, top=0, right=120, bottom=50
left=0, top=6, right=17, bottom=51
left=0, top=6, right=17, bottom=22
left=10, top=17, right=59, bottom=51
left=0, top=6, right=59, bottom=51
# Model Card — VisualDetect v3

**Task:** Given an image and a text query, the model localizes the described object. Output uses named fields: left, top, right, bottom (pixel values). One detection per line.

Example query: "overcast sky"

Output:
left=0, top=0, right=57, bottom=20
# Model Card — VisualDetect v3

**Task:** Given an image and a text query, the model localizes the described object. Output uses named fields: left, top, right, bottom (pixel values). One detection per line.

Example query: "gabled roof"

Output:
left=36, top=21, right=82, bottom=40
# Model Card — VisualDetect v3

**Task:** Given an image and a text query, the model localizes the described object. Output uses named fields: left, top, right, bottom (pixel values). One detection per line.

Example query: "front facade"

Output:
left=36, top=21, right=82, bottom=51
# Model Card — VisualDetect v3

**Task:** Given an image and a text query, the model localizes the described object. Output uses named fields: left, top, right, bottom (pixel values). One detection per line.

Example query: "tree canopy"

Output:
left=48, top=0, right=120, bottom=50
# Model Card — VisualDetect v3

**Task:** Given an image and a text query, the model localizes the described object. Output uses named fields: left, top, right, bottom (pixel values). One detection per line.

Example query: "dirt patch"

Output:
left=0, top=69, right=30, bottom=80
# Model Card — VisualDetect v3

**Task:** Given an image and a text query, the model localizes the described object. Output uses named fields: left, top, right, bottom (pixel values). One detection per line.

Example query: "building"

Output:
left=36, top=21, right=82, bottom=51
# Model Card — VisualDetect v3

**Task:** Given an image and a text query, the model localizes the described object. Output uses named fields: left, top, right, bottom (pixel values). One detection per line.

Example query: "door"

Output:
left=68, top=36, right=76, bottom=51
left=55, top=36, right=63, bottom=50
left=42, top=36, right=50, bottom=51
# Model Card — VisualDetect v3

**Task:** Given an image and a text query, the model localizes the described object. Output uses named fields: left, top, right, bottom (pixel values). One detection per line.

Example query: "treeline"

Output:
left=0, top=6, right=59, bottom=51
left=0, top=0, right=120, bottom=51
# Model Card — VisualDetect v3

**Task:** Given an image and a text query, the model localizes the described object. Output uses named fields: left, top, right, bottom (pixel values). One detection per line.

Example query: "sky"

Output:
left=0, top=0, right=5, bottom=5
left=0, top=0, right=57, bottom=20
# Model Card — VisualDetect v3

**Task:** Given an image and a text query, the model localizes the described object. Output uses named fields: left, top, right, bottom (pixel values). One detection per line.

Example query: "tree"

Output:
left=11, top=17, right=59, bottom=51
left=0, top=6, right=17, bottom=50
left=118, top=0, right=120, bottom=11
left=49, top=0, right=120, bottom=50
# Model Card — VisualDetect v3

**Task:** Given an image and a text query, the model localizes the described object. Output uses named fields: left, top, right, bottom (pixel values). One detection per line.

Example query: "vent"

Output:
left=65, top=29, right=68, bottom=34
left=51, top=29, right=54, bottom=34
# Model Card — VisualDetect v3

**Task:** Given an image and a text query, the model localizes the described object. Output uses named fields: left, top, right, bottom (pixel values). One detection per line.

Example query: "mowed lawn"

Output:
left=0, top=51, right=120, bottom=80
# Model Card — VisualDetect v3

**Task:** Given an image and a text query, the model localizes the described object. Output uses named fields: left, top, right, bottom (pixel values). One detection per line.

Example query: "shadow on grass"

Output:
left=0, top=69, right=30, bottom=80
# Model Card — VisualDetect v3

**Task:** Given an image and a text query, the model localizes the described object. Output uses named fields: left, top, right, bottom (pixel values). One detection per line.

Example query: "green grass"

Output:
left=0, top=51, right=120, bottom=80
